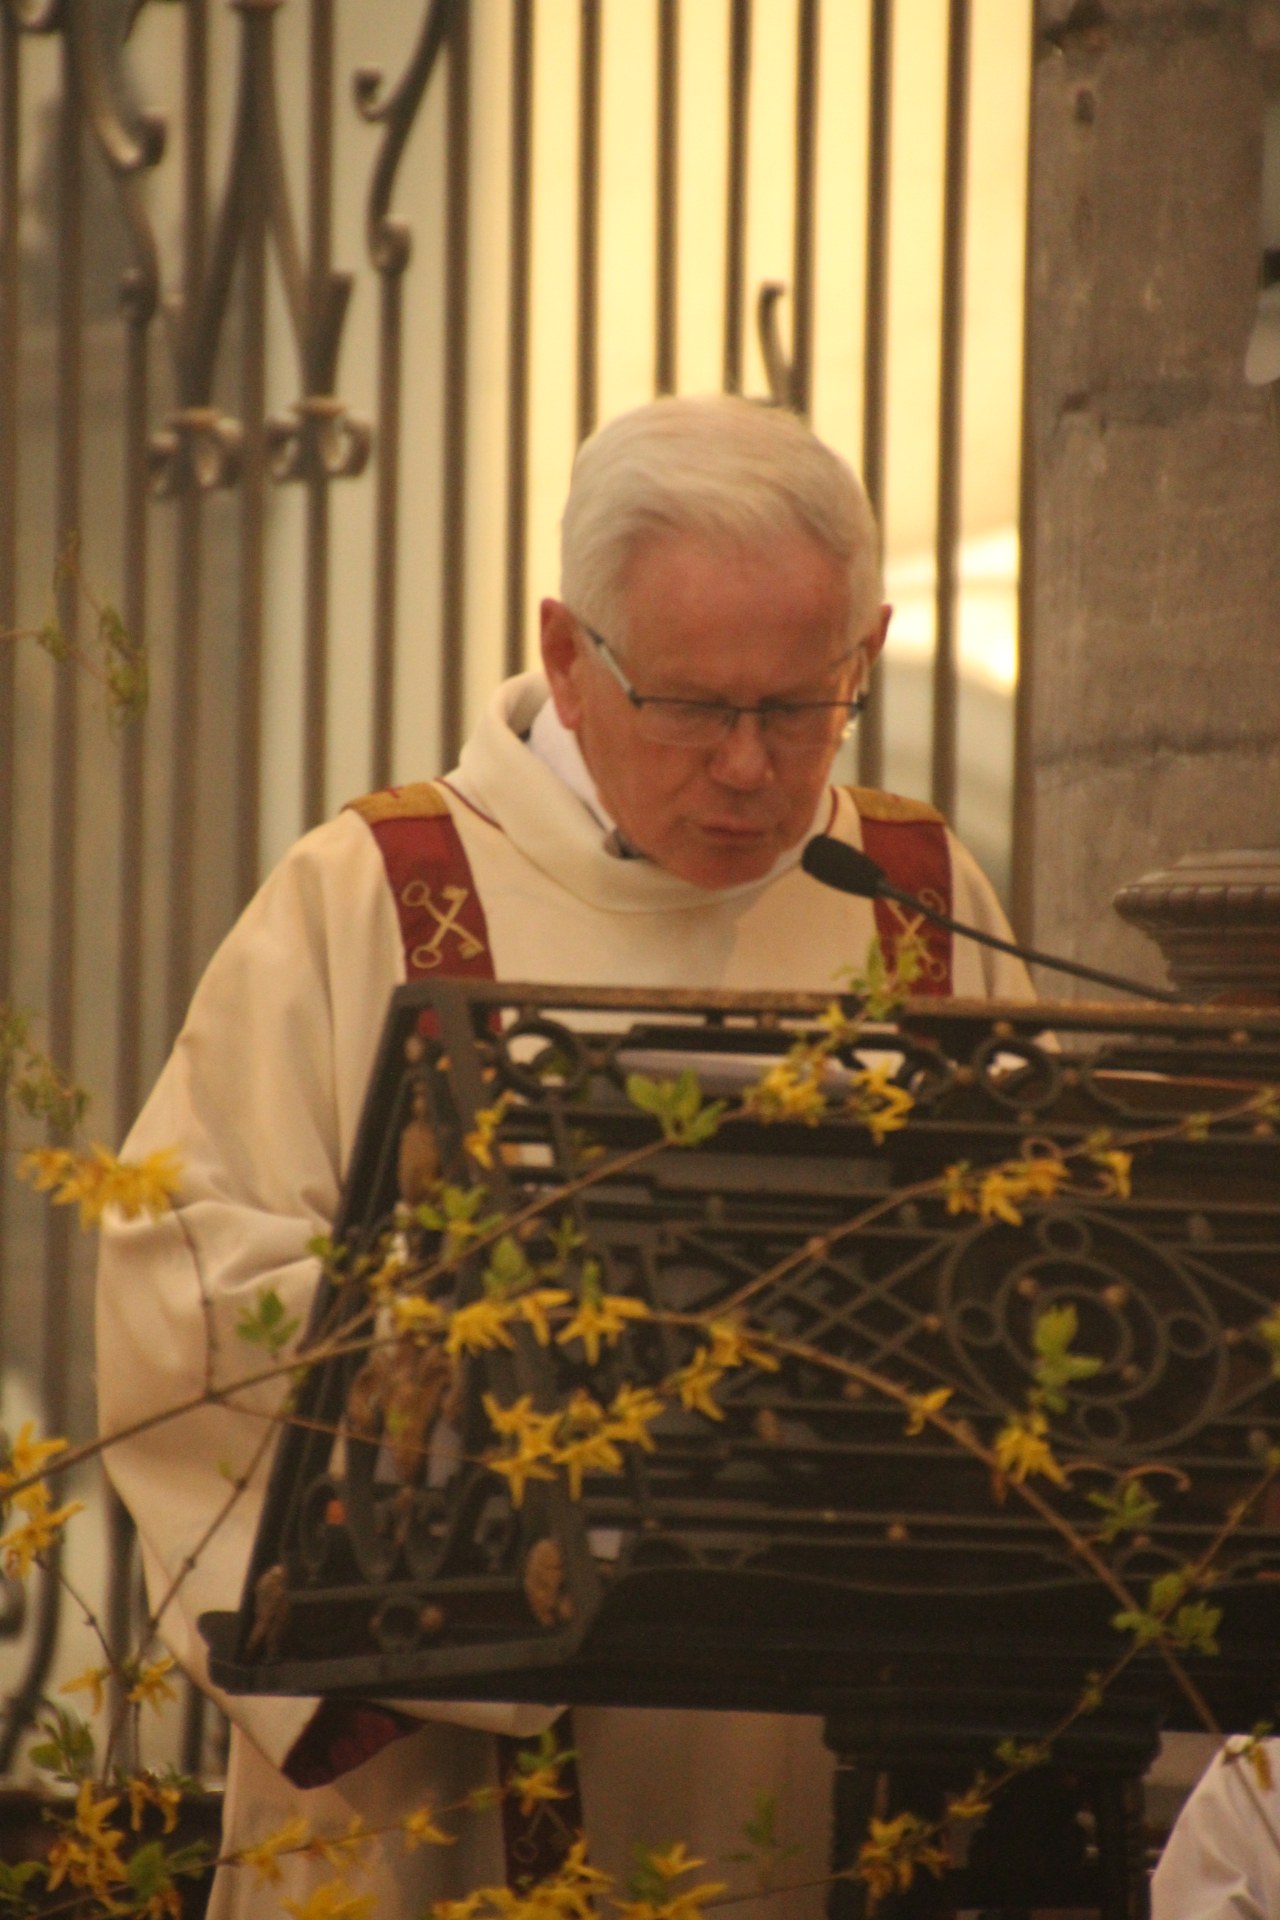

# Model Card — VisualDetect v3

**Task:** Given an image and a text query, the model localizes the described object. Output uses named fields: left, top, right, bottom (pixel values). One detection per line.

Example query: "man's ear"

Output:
left=852, top=603, right=891, bottom=693
left=864, top=602, right=891, bottom=670
left=540, top=599, right=585, bottom=729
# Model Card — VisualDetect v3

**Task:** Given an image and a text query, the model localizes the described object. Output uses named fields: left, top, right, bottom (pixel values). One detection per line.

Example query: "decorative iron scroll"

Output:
left=202, top=988, right=1280, bottom=1724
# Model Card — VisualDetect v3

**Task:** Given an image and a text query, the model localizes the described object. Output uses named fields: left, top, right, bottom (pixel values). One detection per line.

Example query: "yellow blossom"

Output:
left=1092, top=1148, right=1133, bottom=1198
left=993, top=1409, right=1068, bottom=1487
left=705, top=1318, right=781, bottom=1374
left=743, top=1054, right=827, bottom=1124
left=554, top=1428, right=623, bottom=1500
left=514, top=1286, right=572, bottom=1345
left=46, top=1780, right=128, bottom=1900
left=237, top=1813, right=313, bottom=1884
left=486, top=1448, right=558, bottom=1508
left=904, top=1387, right=953, bottom=1436
left=403, top=1803, right=458, bottom=1851
left=847, top=1064, right=914, bottom=1142
left=127, top=1773, right=183, bottom=1834
left=667, top=1348, right=728, bottom=1422
left=854, top=1811, right=948, bottom=1908
left=941, top=1162, right=978, bottom=1215
left=977, top=1168, right=1029, bottom=1226
left=127, top=1654, right=178, bottom=1712
left=1, top=1482, right=85, bottom=1577
left=645, top=1843, right=706, bottom=1882
left=463, top=1094, right=513, bottom=1170
left=0, top=1419, right=68, bottom=1492
left=61, top=1663, right=110, bottom=1717
left=555, top=1292, right=649, bottom=1366
left=19, top=1142, right=181, bottom=1225
left=512, top=1762, right=571, bottom=1816
left=1008, top=1154, right=1069, bottom=1199
left=391, top=1293, right=446, bottom=1341
left=605, top=1383, right=665, bottom=1451
left=483, top=1392, right=551, bottom=1442
left=282, top=1882, right=375, bottom=1920
left=309, top=1814, right=370, bottom=1871
left=444, top=1297, right=518, bottom=1356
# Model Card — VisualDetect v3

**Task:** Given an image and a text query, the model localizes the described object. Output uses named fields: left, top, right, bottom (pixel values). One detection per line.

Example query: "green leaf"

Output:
left=0, top=1858, right=43, bottom=1910
left=1171, top=1601, right=1222, bottom=1657
left=235, top=1287, right=300, bottom=1355
left=483, top=1233, right=533, bottom=1298
left=29, top=1703, right=94, bottom=1782
left=126, top=1841, right=171, bottom=1898
left=994, top=1738, right=1049, bottom=1773
left=1087, top=1478, right=1159, bottom=1542
left=625, top=1070, right=723, bottom=1147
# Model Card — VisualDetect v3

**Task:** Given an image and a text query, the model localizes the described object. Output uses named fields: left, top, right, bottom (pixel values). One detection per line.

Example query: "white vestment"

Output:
left=97, top=672, right=1032, bottom=1918
left=1152, top=1742, right=1280, bottom=1920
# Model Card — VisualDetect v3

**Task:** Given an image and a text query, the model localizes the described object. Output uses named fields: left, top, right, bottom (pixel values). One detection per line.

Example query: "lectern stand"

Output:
left=201, top=984, right=1280, bottom=1918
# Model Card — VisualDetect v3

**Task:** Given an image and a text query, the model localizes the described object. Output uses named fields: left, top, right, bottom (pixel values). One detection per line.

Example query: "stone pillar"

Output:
left=1018, top=0, right=1280, bottom=994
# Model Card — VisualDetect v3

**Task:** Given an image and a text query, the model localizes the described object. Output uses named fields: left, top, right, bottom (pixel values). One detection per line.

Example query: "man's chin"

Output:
left=669, top=831, right=785, bottom=891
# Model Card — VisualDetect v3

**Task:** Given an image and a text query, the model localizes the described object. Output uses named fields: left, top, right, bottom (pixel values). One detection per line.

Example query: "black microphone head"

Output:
left=801, top=835, right=887, bottom=899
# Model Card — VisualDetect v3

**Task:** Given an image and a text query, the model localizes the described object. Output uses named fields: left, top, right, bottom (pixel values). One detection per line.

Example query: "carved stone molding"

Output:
left=1113, top=849, right=1280, bottom=1005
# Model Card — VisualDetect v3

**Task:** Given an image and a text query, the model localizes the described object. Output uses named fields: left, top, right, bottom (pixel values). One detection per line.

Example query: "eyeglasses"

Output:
left=581, top=624, right=867, bottom=752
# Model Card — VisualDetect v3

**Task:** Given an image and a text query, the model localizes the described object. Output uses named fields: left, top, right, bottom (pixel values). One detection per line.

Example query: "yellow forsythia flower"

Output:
left=854, top=1811, right=948, bottom=1908
left=402, top=1803, right=457, bottom=1852
left=904, top=1387, right=953, bottom=1436
left=19, top=1143, right=181, bottom=1226
left=1, top=1482, right=85, bottom=1577
left=993, top=1409, right=1068, bottom=1487
left=0, top=1419, right=67, bottom=1491
left=237, top=1813, right=312, bottom=1884
left=61, top=1664, right=110, bottom=1717
left=555, top=1292, right=649, bottom=1366
left=444, top=1298, right=519, bottom=1356
left=126, top=1654, right=178, bottom=1712
left=128, top=1773, right=183, bottom=1834
left=282, top=1883, right=375, bottom=1920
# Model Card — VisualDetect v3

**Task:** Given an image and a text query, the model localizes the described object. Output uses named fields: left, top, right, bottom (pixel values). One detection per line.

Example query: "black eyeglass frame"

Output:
left=579, top=623, right=868, bottom=746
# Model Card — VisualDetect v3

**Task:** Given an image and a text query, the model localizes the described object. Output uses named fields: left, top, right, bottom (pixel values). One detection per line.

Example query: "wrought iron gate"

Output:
left=0, top=0, right=1033, bottom=1777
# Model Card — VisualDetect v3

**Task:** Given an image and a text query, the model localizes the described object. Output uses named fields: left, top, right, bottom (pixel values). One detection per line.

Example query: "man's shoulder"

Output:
left=344, top=781, right=452, bottom=827
left=841, top=784, right=946, bottom=828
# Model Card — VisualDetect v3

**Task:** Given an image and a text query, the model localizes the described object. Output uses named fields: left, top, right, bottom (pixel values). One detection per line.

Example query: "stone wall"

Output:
left=1021, top=0, right=1280, bottom=991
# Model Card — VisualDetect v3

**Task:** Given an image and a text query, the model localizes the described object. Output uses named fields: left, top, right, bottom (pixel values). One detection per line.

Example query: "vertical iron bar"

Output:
left=440, top=0, right=469, bottom=767
left=48, top=18, right=83, bottom=1432
left=115, top=298, right=151, bottom=1137
left=857, top=0, right=891, bottom=789
left=790, top=0, right=818, bottom=416
left=302, top=0, right=333, bottom=830
left=1010, top=6, right=1039, bottom=941
left=576, top=0, right=600, bottom=442
left=371, top=260, right=402, bottom=787
left=504, top=0, right=534, bottom=678
left=0, top=12, right=20, bottom=1331
left=2, top=16, right=85, bottom=1771
left=238, top=49, right=268, bottom=885
left=723, top=0, right=750, bottom=394
left=930, top=0, right=970, bottom=821
left=655, top=0, right=678, bottom=396
left=167, top=0, right=209, bottom=1039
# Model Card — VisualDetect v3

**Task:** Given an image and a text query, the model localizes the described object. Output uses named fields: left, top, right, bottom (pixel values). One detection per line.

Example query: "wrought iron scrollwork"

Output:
left=354, top=0, right=457, bottom=277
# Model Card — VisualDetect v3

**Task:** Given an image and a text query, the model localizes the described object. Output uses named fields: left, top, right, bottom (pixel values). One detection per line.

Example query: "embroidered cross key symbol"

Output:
left=884, top=897, right=948, bottom=983
left=401, top=880, right=487, bottom=970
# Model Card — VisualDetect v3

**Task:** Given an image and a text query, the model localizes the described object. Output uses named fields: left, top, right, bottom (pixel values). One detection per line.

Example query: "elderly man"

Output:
left=97, top=394, right=1031, bottom=1918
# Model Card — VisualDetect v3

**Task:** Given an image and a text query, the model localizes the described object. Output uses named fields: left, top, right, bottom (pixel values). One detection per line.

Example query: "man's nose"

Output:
left=708, top=710, right=773, bottom=786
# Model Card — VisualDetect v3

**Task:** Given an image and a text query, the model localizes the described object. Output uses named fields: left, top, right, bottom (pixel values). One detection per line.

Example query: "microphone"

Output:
left=801, top=833, right=1183, bottom=1006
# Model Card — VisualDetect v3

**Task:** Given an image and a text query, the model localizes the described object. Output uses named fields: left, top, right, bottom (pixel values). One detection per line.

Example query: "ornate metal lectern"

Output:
left=202, top=984, right=1280, bottom=1917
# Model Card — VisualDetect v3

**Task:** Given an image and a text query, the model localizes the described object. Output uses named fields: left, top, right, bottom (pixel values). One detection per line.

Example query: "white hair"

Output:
left=559, top=395, right=883, bottom=647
